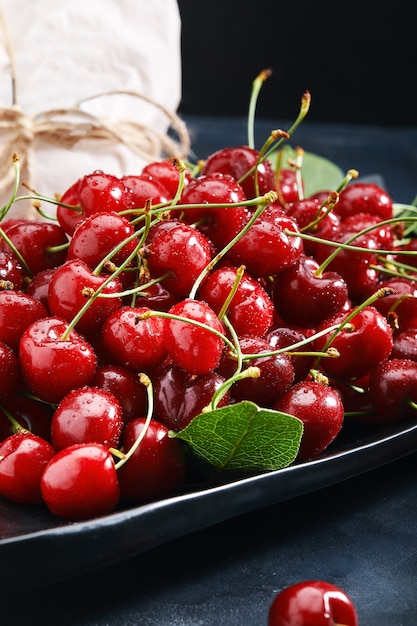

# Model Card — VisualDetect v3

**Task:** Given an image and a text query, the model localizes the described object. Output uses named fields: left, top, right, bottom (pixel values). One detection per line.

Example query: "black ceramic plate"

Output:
left=1, top=417, right=417, bottom=593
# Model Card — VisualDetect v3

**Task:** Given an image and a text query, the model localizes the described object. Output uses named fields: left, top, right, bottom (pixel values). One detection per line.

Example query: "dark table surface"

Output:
left=3, top=116, right=417, bottom=625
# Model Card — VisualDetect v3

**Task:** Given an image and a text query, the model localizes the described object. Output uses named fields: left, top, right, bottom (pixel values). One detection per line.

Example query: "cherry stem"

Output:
left=113, top=373, right=154, bottom=470
left=188, top=190, right=278, bottom=299
left=238, top=91, right=311, bottom=190
left=139, top=309, right=236, bottom=354
left=0, top=404, right=29, bottom=434
left=313, top=286, right=396, bottom=370
left=0, top=153, right=21, bottom=222
left=169, top=158, right=188, bottom=207
left=0, top=225, right=32, bottom=276
left=247, top=68, right=272, bottom=149
left=217, top=265, right=246, bottom=321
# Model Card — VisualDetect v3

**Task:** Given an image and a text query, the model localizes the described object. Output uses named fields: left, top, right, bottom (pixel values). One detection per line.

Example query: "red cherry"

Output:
left=313, top=306, right=394, bottom=381
left=57, top=171, right=131, bottom=235
left=24, top=267, right=56, bottom=312
left=391, top=328, right=417, bottom=361
left=163, top=298, right=225, bottom=375
left=268, top=580, right=358, bottom=626
left=48, top=259, right=123, bottom=336
left=51, top=386, right=123, bottom=451
left=0, top=290, right=48, bottom=352
left=0, top=340, right=21, bottom=401
left=0, top=220, right=68, bottom=275
left=66, top=211, right=138, bottom=272
left=179, top=172, right=250, bottom=249
left=0, top=250, right=24, bottom=290
left=19, top=316, right=97, bottom=404
left=198, top=265, right=274, bottom=337
left=92, top=364, right=148, bottom=424
left=217, top=335, right=295, bottom=406
left=369, top=358, right=417, bottom=422
left=225, top=206, right=303, bottom=278
left=265, top=326, right=314, bottom=383
left=201, top=145, right=276, bottom=199
left=40, top=443, right=120, bottom=520
left=0, top=396, right=53, bottom=443
left=141, top=159, right=191, bottom=197
left=153, top=363, right=229, bottom=431
left=117, top=417, right=186, bottom=503
left=370, top=277, right=417, bottom=333
left=147, top=221, right=213, bottom=298
left=0, top=432, right=55, bottom=505
left=334, top=181, right=393, bottom=221
left=274, top=380, right=345, bottom=461
left=102, top=305, right=167, bottom=373
left=271, top=254, right=349, bottom=329
left=121, top=173, right=171, bottom=209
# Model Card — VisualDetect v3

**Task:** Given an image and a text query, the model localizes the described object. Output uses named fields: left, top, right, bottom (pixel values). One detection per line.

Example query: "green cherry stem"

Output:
left=113, top=373, right=154, bottom=470
left=188, top=190, right=278, bottom=299
left=313, top=286, right=396, bottom=370
left=247, top=68, right=272, bottom=150
left=138, top=309, right=236, bottom=354
left=0, top=153, right=21, bottom=222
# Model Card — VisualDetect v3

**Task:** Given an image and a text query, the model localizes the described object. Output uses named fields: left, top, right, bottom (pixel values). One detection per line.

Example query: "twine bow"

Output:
left=0, top=11, right=191, bottom=205
left=0, top=92, right=191, bottom=198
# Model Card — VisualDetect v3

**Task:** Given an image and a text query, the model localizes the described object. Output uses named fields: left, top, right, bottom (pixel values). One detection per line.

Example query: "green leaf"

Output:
left=173, top=401, right=303, bottom=472
left=301, top=152, right=344, bottom=197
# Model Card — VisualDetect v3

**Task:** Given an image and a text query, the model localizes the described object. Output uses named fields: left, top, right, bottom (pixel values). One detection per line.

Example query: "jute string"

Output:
left=0, top=11, right=191, bottom=202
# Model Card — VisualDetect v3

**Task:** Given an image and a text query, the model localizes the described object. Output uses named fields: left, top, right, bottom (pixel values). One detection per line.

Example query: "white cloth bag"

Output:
left=0, top=0, right=188, bottom=218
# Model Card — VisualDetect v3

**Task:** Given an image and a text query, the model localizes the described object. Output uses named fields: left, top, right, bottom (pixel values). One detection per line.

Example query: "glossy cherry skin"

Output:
left=163, top=298, right=225, bottom=375
left=147, top=222, right=213, bottom=298
left=51, top=386, right=123, bottom=451
left=0, top=340, right=21, bottom=401
left=370, top=277, right=417, bottom=333
left=0, top=290, right=49, bottom=352
left=0, top=433, right=55, bottom=505
left=268, top=580, right=358, bottom=626
left=117, top=418, right=186, bottom=503
left=0, top=396, right=53, bottom=443
left=48, top=258, right=123, bottom=336
left=121, top=173, right=170, bottom=209
left=0, top=250, right=24, bottom=290
left=57, top=170, right=132, bottom=235
left=369, top=358, right=417, bottom=423
left=391, top=328, right=417, bottom=361
left=24, top=267, right=56, bottom=312
left=66, top=211, right=138, bottom=272
left=92, top=365, right=148, bottom=424
left=274, top=380, right=345, bottom=461
left=141, top=159, right=192, bottom=197
left=0, top=220, right=68, bottom=276
left=153, top=363, right=229, bottom=431
left=198, top=265, right=274, bottom=337
left=265, top=326, right=314, bottom=383
left=313, top=306, right=394, bottom=381
left=102, top=305, right=167, bottom=373
left=201, top=145, right=276, bottom=199
left=272, top=254, right=349, bottom=329
left=179, top=172, right=250, bottom=249
left=40, top=443, right=120, bottom=520
left=334, top=181, right=393, bottom=221
left=217, top=335, right=295, bottom=406
left=225, top=206, right=303, bottom=278
left=19, top=316, right=98, bottom=404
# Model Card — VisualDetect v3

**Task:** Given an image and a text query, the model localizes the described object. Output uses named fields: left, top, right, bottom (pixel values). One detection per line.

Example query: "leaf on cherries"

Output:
left=271, top=145, right=344, bottom=197
left=173, top=401, right=303, bottom=472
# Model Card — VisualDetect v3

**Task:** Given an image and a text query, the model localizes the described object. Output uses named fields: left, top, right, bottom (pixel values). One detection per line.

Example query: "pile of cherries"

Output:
left=0, top=139, right=416, bottom=523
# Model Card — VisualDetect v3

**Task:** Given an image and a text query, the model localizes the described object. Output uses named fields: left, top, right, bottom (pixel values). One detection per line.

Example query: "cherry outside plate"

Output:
left=1, top=417, right=417, bottom=593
